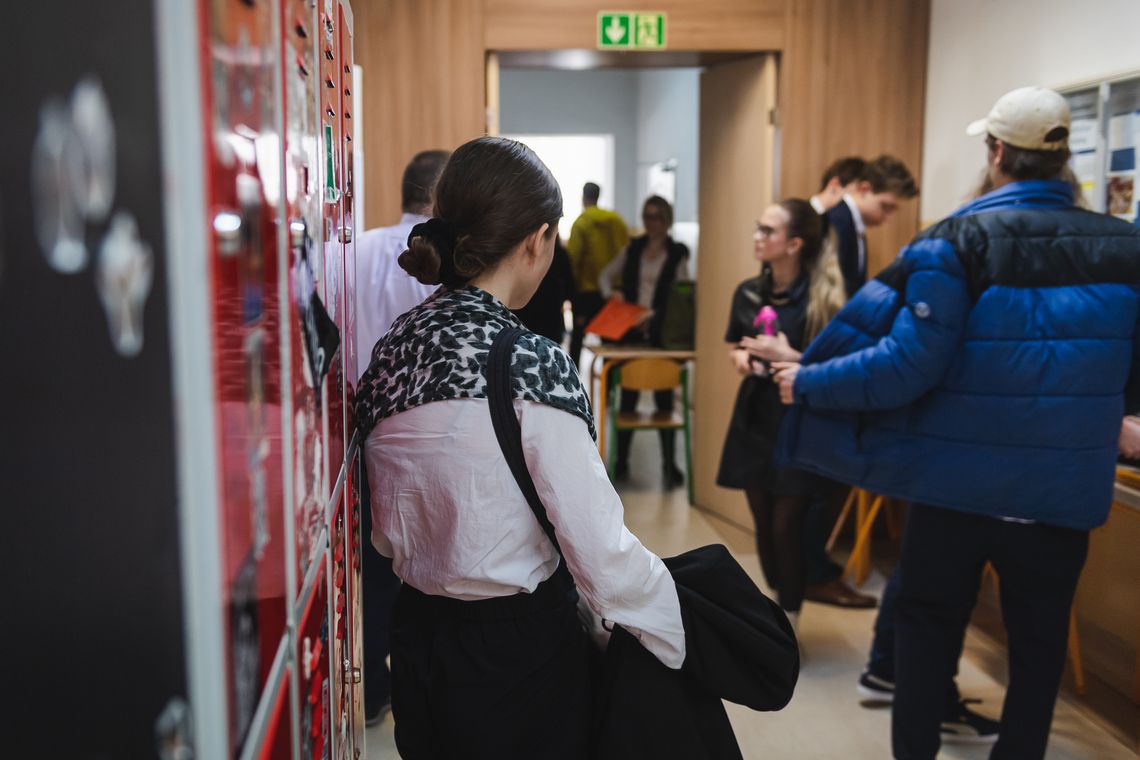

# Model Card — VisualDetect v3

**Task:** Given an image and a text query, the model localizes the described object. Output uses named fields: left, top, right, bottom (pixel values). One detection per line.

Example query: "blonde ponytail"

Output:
left=804, top=228, right=846, bottom=343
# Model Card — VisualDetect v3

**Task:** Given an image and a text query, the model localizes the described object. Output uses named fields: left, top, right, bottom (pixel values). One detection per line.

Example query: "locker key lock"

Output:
left=338, top=225, right=352, bottom=244
left=213, top=211, right=242, bottom=256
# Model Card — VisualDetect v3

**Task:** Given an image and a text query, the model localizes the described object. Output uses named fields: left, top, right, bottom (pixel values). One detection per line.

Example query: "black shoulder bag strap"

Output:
left=486, top=326, right=565, bottom=557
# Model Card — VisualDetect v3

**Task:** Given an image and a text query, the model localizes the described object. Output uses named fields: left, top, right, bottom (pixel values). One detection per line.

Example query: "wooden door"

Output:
left=694, top=54, right=778, bottom=529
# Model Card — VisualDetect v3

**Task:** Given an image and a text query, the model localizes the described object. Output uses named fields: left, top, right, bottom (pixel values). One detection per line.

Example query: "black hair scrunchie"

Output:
left=408, top=218, right=460, bottom=287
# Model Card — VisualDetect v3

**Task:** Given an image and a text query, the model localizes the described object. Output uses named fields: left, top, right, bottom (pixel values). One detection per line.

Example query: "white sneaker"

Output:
left=857, top=670, right=895, bottom=703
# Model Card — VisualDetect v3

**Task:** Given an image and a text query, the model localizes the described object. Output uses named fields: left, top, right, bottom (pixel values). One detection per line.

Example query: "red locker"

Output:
left=19, top=0, right=365, bottom=756
left=259, top=669, right=296, bottom=760
left=337, top=2, right=367, bottom=751
left=297, top=557, right=332, bottom=760
left=319, top=0, right=348, bottom=489
left=281, top=0, right=329, bottom=601
left=199, top=0, right=291, bottom=751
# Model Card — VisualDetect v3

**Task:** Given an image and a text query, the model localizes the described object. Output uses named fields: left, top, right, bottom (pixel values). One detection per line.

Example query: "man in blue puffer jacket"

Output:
left=772, top=87, right=1140, bottom=760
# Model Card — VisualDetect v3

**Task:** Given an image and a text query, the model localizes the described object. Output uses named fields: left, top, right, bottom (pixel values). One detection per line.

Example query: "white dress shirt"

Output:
left=354, top=213, right=437, bottom=380
left=841, top=193, right=867, bottom=278
left=364, top=398, right=687, bottom=669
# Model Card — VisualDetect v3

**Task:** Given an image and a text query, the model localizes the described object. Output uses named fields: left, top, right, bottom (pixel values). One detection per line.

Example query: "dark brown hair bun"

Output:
left=398, top=235, right=443, bottom=285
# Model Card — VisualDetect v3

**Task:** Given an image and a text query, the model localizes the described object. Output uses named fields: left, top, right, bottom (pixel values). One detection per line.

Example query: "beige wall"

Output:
left=484, top=0, right=785, bottom=51
left=694, top=56, right=779, bottom=527
left=780, top=0, right=930, bottom=275
left=353, top=0, right=487, bottom=228
left=922, top=0, right=1140, bottom=223
left=354, top=0, right=931, bottom=273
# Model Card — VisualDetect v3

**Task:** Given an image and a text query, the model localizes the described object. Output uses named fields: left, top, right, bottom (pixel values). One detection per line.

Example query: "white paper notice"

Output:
left=1109, top=113, right=1135, bottom=150
left=1069, top=118, right=1098, bottom=153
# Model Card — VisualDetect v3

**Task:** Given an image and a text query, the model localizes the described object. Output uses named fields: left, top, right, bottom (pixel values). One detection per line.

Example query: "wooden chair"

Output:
left=606, top=358, right=693, bottom=504
left=826, top=488, right=888, bottom=587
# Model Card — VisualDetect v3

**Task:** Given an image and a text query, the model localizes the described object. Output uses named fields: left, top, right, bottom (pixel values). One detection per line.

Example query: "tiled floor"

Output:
left=367, top=423, right=1135, bottom=759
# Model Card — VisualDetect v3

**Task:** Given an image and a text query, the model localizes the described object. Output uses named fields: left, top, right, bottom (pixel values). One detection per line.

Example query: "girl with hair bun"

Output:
left=355, top=137, right=686, bottom=757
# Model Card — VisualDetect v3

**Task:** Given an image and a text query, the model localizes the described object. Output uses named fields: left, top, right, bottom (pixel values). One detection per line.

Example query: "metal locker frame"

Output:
left=156, top=0, right=360, bottom=757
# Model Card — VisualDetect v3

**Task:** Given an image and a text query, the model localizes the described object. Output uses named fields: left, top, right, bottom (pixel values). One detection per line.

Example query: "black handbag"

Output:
left=486, top=327, right=799, bottom=759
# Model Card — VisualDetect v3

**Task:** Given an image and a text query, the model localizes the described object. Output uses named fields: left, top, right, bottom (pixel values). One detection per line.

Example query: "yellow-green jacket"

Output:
left=565, top=206, right=629, bottom=292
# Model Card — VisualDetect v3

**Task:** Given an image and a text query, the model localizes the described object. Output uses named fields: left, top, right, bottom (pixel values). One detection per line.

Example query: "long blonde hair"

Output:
left=779, top=199, right=846, bottom=342
left=806, top=229, right=846, bottom=341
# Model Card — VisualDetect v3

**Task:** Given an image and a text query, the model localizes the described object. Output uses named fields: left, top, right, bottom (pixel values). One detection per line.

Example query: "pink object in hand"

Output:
left=754, top=305, right=779, bottom=336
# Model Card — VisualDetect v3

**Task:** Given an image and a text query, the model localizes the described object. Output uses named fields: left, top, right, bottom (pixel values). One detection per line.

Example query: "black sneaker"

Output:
left=857, top=669, right=895, bottom=703
left=940, top=699, right=999, bottom=744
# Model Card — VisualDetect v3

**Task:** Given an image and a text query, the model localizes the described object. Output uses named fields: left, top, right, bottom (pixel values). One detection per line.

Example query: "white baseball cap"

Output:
left=965, top=86, right=1071, bottom=151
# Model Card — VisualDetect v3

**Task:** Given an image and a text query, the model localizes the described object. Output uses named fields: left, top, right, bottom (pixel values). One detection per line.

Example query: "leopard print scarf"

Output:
left=355, top=285, right=596, bottom=439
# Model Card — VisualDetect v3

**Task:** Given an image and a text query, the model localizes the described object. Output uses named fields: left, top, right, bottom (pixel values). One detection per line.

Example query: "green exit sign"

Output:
left=597, top=11, right=667, bottom=50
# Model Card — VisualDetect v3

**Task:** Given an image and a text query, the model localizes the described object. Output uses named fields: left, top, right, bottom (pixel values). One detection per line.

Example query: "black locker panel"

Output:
left=0, top=2, right=188, bottom=756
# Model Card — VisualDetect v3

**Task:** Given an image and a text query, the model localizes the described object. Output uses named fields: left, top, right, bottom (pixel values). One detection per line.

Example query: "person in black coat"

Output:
left=717, top=199, right=845, bottom=629
left=599, top=196, right=691, bottom=487
left=513, top=236, right=575, bottom=343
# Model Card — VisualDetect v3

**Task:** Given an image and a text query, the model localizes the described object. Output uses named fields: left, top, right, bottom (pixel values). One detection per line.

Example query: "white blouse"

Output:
left=364, top=398, right=686, bottom=669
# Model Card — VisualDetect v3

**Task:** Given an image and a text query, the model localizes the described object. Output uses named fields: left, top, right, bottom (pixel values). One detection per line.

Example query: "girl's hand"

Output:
left=731, top=348, right=752, bottom=375
left=740, top=332, right=800, bottom=363
left=1120, top=416, right=1140, bottom=459
left=771, top=362, right=801, bottom=405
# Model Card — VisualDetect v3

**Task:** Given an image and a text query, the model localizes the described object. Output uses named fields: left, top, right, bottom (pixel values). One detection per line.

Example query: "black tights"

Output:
left=745, top=488, right=810, bottom=613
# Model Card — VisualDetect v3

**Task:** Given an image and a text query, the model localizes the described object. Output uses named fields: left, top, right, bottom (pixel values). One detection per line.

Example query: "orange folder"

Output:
left=585, top=299, right=652, bottom=341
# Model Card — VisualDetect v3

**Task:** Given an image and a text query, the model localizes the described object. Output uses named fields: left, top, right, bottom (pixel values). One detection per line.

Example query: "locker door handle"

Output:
left=290, top=218, right=306, bottom=250
left=213, top=210, right=242, bottom=255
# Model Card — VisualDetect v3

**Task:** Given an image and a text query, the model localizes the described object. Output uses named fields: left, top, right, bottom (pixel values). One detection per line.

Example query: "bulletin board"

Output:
left=1063, top=72, right=1140, bottom=222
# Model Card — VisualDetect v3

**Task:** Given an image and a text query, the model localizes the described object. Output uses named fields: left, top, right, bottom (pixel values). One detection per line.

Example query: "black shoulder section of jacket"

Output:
left=914, top=207, right=1140, bottom=301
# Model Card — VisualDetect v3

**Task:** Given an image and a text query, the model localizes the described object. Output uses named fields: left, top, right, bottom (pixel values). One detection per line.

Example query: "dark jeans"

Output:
left=361, top=465, right=401, bottom=710
left=892, top=504, right=1088, bottom=760
left=615, top=388, right=676, bottom=468
left=869, top=567, right=901, bottom=678
left=569, top=291, right=605, bottom=368
left=868, top=567, right=961, bottom=713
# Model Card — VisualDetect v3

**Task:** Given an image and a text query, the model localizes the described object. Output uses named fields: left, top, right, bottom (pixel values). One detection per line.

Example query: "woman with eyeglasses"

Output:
left=716, top=199, right=846, bottom=628
left=599, top=195, right=691, bottom=487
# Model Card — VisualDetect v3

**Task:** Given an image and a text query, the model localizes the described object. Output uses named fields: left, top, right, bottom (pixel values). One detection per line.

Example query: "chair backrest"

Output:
left=618, top=358, right=682, bottom=391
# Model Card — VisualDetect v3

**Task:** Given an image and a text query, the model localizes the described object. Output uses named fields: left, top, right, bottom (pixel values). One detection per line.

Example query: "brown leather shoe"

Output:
left=804, top=577, right=877, bottom=609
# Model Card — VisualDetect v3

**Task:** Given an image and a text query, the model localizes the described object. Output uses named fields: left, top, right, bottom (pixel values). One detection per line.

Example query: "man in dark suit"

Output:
left=802, top=156, right=917, bottom=610
left=811, top=156, right=866, bottom=217
left=826, top=155, right=919, bottom=298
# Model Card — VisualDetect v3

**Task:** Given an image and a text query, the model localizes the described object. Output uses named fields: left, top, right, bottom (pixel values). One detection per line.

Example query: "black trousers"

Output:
left=360, top=465, right=401, bottom=710
left=390, top=569, right=592, bottom=759
left=803, top=491, right=843, bottom=586
left=743, top=488, right=810, bottom=613
left=892, top=504, right=1088, bottom=760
